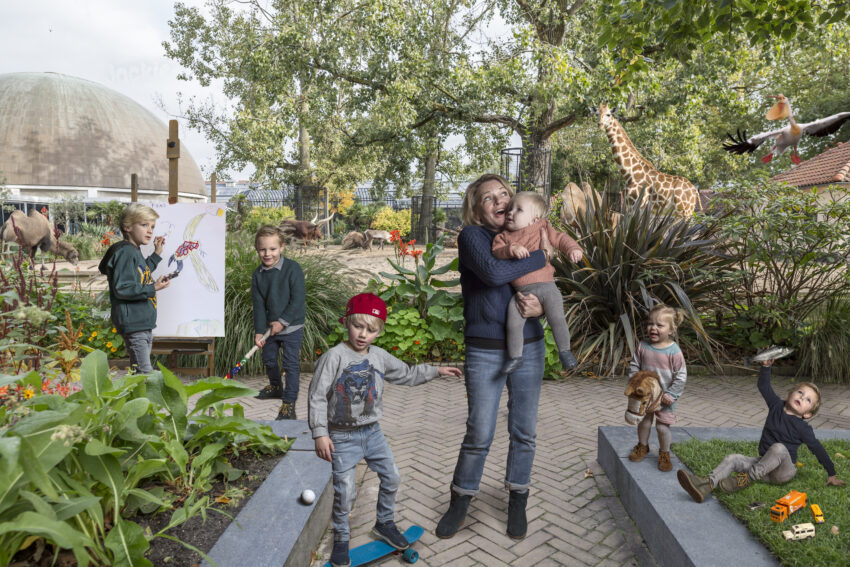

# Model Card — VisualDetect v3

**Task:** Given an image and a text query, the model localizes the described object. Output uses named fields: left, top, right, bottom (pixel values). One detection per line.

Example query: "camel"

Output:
left=341, top=231, right=369, bottom=250
left=555, top=181, right=622, bottom=230
left=0, top=209, right=80, bottom=265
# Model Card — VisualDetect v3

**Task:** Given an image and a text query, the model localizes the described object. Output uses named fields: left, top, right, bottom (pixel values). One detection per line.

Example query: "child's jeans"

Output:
left=122, top=330, right=153, bottom=373
left=329, top=423, right=400, bottom=542
left=261, top=328, right=303, bottom=402
left=709, top=442, right=797, bottom=486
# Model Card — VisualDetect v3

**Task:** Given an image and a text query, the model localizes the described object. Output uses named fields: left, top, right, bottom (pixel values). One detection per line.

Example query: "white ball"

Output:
left=301, top=489, right=316, bottom=505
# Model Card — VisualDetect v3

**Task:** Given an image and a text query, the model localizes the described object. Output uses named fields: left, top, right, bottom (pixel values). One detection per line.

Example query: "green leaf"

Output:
left=84, top=438, right=126, bottom=456
left=78, top=453, right=125, bottom=511
left=80, top=350, right=110, bottom=402
left=146, top=374, right=188, bottom=441
left=0, top=512, right=94, bottom=565
left=104, top=518, right=151, bottom=567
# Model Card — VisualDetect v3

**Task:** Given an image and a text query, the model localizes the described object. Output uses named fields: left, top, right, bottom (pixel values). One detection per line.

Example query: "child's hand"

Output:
left=255, top=333, right=267, bottom=348
left=153, top=236, right=165, bottom=256
left=762, top=358, right=774, bottom=367
left=568, top=249, right=583, bottom=263
left=510, top=243, right=529, bottom=259
left=826, top=475, right=845, bottom=487
left=270, top=321, right=284, bottom=335
left=438, top=366, right=463, bottom=378
left=661, top=393, right=675, bottom=405
left=315, top=436, right=334, bottom=462
left=154, top=275, right=170, bottom=291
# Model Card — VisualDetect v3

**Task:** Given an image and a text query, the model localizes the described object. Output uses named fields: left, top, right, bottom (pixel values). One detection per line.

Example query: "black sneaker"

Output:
left=255, top=384, right=282, bottom=400
left=330, top=540, right=350, bottom=567
left=371, top=520, right=409, bottom=550
left=276, top=402, right=296, bottom=420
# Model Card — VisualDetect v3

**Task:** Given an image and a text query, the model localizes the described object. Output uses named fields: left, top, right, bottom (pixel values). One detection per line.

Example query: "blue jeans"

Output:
left=451, top=339, right=545, bottom=496
left=122, top=330, right=153, bottom=373
left=329, top=423, right=400, bottom=542
left=261, top=328, right=303, bottom=402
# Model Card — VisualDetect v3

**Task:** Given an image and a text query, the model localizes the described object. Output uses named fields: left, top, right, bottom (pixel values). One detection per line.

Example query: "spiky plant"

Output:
left=797, top=295, right=850, bottom=384
left=215, top=231, right=358, bottom=376
left=552, top=190, right=735, bottom=375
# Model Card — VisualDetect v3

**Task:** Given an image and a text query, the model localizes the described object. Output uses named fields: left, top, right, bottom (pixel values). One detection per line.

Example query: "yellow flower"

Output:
left=91, top=331, right=98, bottom=338
left=22, top=387, right=34, bottom=399
left=110, top=347, right=117, bottom=353
left=106, top=342, right=112, bottom=348
left=111, top=328, right=117, bottom=333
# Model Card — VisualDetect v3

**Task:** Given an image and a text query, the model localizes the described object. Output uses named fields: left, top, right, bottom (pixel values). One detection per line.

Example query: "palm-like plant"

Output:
left=552, top=190, right=735, bottom=375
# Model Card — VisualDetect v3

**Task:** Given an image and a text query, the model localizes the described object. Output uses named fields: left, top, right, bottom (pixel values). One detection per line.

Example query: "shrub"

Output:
left=52, top=289, right=126, bottom=358
left=62, top=233, right=100, bottom=261
left=240, top=206, right=296, bottom=235
left=216, top=231, right=358, bottom=376
left=343, top=202, right=384, bottom=231
left=371, top=207, right=411, bottom=237
left=706, top=179, right=850, bottom=352
left=797, top=295, right=850, bottom=384
left=553, top=190, right=736, bottom=375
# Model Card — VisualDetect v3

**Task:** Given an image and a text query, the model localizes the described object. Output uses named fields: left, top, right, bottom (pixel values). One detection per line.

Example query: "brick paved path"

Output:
left=234, top=372, right=850, bottom=566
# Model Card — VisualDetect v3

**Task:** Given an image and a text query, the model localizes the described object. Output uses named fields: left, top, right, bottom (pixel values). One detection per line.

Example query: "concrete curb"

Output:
left=202, top=420, right=332, bottom=567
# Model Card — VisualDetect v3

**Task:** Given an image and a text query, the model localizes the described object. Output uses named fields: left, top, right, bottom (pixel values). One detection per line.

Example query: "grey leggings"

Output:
left=507, top=281, right=570, bottom=359
left=709, top=443, right=797, bottom=487
left=122, top=330, right=153, bottom=373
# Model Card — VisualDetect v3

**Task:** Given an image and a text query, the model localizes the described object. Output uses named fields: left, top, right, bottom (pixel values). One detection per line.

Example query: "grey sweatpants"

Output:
left=507, top=281, right=570, bottom=359
left=122, top=330, right=154, bottom=374
left=709, top=442, right=797, bottom=487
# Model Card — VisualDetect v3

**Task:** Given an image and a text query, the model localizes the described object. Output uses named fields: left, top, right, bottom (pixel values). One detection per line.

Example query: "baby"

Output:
left=492, top=191, right=584, bottom=374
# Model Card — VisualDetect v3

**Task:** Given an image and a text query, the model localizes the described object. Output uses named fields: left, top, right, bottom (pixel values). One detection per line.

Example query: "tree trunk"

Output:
left=420, top=145, right=438, bottom=243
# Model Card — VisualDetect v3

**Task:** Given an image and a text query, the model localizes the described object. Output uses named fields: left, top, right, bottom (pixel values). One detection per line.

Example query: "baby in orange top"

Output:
left=492, top=191, right=584, bottom=374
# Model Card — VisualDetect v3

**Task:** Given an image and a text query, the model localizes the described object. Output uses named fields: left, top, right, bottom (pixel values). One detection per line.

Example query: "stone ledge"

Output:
left=202, top=420, right=331, bottom=567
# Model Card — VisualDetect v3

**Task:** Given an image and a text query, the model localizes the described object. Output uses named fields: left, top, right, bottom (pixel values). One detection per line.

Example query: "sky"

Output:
left=0, top=0, right=231, bottom=179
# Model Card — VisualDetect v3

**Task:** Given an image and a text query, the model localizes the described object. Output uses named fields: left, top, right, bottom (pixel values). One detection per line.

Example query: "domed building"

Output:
left=0, top=72, right=206, bottom=211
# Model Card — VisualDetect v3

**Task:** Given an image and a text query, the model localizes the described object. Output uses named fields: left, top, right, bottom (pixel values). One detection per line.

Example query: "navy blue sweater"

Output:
left=458, top=225, right=547, bottom=349
left=757, top=366, right=835, bottom=476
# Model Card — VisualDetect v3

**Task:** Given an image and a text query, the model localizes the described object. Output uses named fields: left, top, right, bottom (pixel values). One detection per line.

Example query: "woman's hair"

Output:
left=648, top=303, right=685, bottom=332
left=345, top=312, right=385, bottom=333
left=461, top=173, right=513, bottom=226
left=786, top=382, right=821, bottom=417
left=120, top=204, right=159, bottom=238
left=512, top=191, right=548, bottom=218
left=254, top=225, right=286, bottom=248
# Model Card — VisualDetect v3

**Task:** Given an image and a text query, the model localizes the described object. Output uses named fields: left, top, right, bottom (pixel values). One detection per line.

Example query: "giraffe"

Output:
left=597, top=103, right=699, bottom=218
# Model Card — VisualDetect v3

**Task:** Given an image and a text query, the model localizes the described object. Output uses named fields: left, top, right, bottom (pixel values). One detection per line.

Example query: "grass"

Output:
left=674, top=438, right=850, bottom=567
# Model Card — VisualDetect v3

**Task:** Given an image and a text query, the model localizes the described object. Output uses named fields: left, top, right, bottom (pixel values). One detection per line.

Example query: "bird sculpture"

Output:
left=722, top=94, right=850, bottom=165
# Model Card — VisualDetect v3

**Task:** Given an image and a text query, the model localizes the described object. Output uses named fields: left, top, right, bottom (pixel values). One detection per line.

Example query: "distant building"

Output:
left=772, top=141, right=850, bottom=195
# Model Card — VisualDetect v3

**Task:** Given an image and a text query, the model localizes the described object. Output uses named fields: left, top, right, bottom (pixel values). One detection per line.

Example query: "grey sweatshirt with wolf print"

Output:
left=308, top=342, right=439, bottom=439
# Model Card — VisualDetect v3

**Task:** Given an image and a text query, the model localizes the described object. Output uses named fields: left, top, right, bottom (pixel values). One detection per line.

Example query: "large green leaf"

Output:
left=104, top=518, right=151, bottom=567
left=189, top=384, right=257, bottom=416
left=84, top=439, right=126, bottom=457
left=0, top=511, right=94, bottom=566
left=78, top=453, right=125, bottom=512
left=145, top=374, right=188, bottom=441
left=80, top=350, right=110, bottom=402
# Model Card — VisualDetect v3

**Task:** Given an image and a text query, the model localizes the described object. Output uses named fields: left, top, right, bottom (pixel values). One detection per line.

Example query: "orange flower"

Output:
left=0, top=386, right=8, bottom=398
left=316, top=348, right=323, bottom=355
left=414, top=340, right=420, bottom=345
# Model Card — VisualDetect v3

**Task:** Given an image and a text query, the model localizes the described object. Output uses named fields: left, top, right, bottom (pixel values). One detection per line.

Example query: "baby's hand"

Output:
left=510, top=243, right=529, bottom=259
left=568, top=249, right=583, bottom=263
left=826, top=475, right=845, bottom=487
left=661, top=393, right=675, bottom=405
left=438, top=366, right=463, bottom=378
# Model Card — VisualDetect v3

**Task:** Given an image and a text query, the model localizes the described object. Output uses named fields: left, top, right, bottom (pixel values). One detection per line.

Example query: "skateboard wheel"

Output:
left=403, top=548, right=418, bottom=563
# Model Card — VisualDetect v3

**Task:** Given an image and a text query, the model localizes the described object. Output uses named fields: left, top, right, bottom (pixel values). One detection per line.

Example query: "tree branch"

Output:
left=540, top=111, right=578, bottom=139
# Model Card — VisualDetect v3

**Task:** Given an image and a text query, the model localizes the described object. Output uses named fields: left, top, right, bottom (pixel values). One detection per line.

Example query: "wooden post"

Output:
left=130, top=173, right=138, bottom=202
left=210, top=172, right=217, bottom=203
left=167, top=120, right=180, bottom=204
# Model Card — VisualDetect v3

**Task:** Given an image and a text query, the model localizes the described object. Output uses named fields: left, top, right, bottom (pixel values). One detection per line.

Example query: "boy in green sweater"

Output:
left=98, top=203, right=171, bottom=373
left=251, top=225, right=306, bottom=420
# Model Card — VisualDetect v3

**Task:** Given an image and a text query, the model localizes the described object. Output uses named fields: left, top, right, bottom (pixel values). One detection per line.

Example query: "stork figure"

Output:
left=722, top=94, right=850, bottom=165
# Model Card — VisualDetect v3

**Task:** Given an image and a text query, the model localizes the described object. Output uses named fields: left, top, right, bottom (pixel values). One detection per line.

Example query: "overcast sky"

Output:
left=0, top=0, right=235, bottom=179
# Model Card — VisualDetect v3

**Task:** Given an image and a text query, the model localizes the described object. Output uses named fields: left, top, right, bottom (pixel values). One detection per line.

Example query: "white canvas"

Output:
left=140, top=202, right=226, bottom=337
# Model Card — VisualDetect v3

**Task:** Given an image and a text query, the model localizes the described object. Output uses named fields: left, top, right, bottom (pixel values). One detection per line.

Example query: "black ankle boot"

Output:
left=507, top=490, right=529, bottom=539
left=435, top=491, right=471, bottom=539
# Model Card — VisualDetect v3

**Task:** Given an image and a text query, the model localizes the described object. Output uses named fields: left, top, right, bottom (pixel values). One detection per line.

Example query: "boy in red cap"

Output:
left=309, top=293, right=462, bottom=567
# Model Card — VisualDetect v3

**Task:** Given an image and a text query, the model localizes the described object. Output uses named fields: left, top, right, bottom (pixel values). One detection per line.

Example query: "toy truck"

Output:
left=782, top=522, right=816, bottom=541
left=810, top=504, right=824, bottom=524
left=770, top=490, right=807, bottom=523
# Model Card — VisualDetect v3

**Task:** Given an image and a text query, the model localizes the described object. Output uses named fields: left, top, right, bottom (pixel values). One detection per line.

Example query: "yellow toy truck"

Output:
left=810, top=504, right=824, bottom=524
left=770, top=490, right=807, bottom=523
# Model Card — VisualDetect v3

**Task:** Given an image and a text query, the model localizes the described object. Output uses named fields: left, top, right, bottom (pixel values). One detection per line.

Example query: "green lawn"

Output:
left=673, top=438, right=850, bottom=567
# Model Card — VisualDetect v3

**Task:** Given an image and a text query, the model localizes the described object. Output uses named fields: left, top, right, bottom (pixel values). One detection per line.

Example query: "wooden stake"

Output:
left=210, top=172, right=217, bottom=203
left=130, top=173, right=138, bottom=202
left=167, top=120, right=180, bottom=204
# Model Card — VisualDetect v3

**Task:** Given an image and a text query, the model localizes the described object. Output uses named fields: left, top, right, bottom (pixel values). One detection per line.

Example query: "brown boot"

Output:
left=628, top=443, right=649, bottom=462
left=677, top=469, right=712, bottom=503
left=658, top=451, right=672, bottom=472
left=718, top=472, right=750, bottom=493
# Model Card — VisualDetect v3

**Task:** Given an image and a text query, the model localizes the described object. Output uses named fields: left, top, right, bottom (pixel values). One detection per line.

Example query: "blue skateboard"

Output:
left=324, top=525, right=424, bottom=566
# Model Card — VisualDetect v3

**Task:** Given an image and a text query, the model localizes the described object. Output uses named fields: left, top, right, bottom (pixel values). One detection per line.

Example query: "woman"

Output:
left=436, top=174, right=552, bottom=540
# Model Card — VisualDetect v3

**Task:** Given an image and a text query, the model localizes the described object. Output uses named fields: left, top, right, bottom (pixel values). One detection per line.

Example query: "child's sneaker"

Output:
left=256, top=384, right=283, bottom=400
left=501, top=357, right=523, bottom=374
left=330, top=540, right=350, bottom=567
left=276, top=402, right=296, bottom=420
left=628, top=443, right=649, bottom=462
left=657, top=450, right=672, bottom=472
left=718, top=472, right=750, bottom=493
left=371, top=520, right=409, bottom=550
left=559, top=350, right=578, bottom=369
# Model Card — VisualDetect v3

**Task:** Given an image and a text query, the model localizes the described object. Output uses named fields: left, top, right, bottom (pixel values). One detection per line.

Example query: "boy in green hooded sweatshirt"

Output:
left=98, top=203, right=171, bottom=373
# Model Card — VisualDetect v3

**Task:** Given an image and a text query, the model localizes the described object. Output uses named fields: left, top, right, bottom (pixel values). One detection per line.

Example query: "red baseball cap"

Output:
left=340, top=293, right=387, bottom=323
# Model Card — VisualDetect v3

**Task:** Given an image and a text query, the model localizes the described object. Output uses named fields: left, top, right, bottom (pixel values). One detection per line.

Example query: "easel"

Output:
left=146, top=121, right=217, bottom=377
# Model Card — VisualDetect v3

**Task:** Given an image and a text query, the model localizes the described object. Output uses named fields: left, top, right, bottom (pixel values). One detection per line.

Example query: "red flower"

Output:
left=392, top=346, right=399, bottom=351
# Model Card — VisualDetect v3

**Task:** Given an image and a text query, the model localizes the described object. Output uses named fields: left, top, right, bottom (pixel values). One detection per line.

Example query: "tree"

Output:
left=51, top=197, right=86, bottom=234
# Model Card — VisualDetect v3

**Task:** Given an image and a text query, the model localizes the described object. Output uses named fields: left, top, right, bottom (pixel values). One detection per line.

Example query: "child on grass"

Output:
left=491, top=191, right=583, bottom=374
left=308, top=293, right=462, bottom=567
left=678, top=357, right=844, bottom=502
left=98, top=203, right=170, bottom=373
left=627, top=304, right=687, bottom=472
left=251, top=225, right=306, bottom=420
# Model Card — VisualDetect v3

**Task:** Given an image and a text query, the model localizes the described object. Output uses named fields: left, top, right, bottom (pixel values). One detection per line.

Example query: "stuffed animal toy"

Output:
left=624, top=370, right=664, bottom=425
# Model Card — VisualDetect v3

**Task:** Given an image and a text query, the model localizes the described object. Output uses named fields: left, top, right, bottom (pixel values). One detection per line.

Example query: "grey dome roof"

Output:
left=0, top=72, right=205, bottom=195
